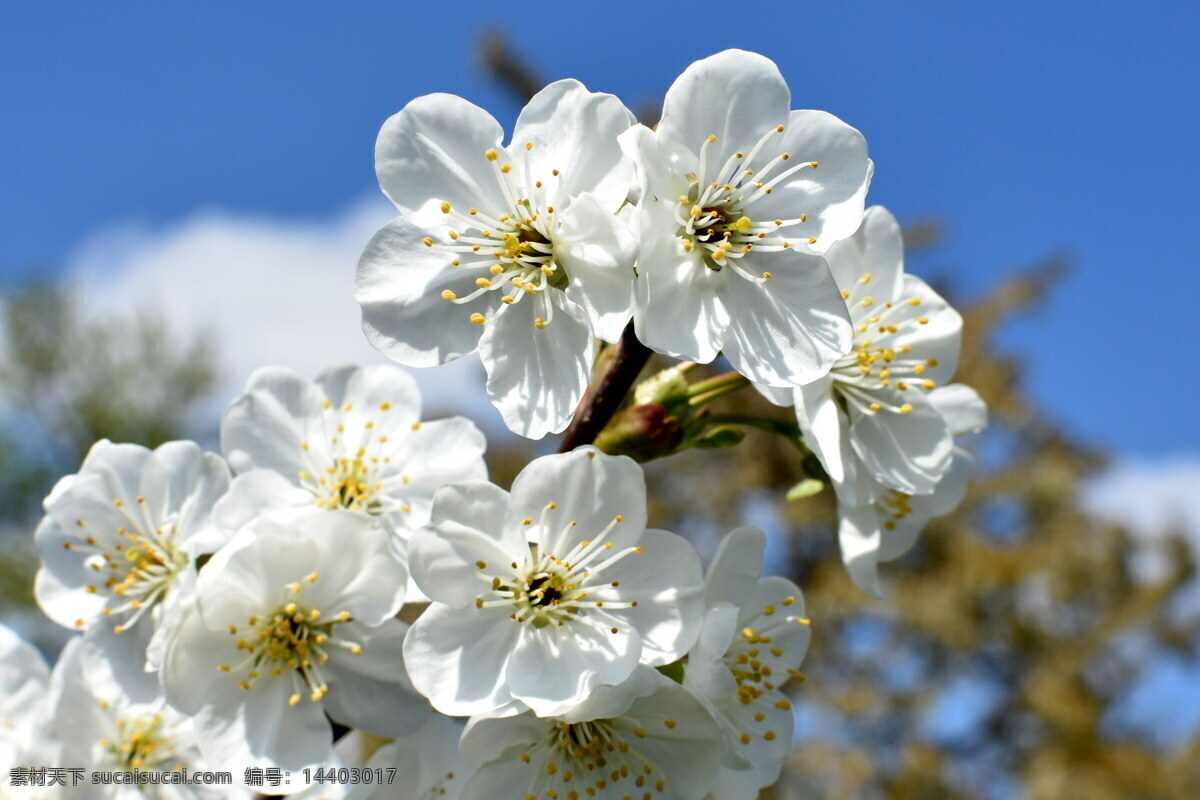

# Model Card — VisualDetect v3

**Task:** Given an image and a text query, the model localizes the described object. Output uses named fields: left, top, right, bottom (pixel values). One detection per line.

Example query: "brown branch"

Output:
left=559, top=323, right=653, bottom=453
left=480, top=31, right=545, bottom=104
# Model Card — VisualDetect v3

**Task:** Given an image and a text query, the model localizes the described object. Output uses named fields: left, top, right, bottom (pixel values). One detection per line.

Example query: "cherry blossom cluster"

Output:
left=3, top=49, right=986, bottom=799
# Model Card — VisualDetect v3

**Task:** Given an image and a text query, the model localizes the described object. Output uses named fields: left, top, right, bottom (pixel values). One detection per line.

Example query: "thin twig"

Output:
left=559, top=323, right=653, bottom=452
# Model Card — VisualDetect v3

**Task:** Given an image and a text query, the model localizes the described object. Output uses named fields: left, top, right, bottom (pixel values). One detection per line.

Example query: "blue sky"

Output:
left=2, top=1, right=1197, bottom=457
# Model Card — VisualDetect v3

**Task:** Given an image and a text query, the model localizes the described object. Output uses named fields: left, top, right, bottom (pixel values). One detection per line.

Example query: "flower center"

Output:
left=471, top=503, right=644, bottom=630
left=215, top=575, right=363, bottom=708
left=100, top=713, right=179, bottom=771
left=297, top=398, right=415, bottom=518
left=418, top=771, right=457, bottom=800
left=673, top=126, right=819, bottom=280
left=880, top=490, right=913, bottom=531
left=316, top=456, right=380, bottom=513
left=517, top=718, right=672, bottom=797
left=424, top=145, right=571, bottom=331
left=723, top=598, right=809, bottom=749
left=69, top=500, right=189, bottom=634
left=829, top=271, right=941, bottom=418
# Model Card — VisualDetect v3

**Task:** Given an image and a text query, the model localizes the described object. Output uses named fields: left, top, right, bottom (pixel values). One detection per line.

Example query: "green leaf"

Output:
left=655, top=661, right=686, bottom=684
left=786, top=478, right=825, bottom=501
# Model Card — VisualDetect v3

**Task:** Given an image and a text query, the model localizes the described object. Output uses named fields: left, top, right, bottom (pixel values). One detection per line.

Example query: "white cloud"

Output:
left=65, top=198, right=512, bottom=439
left=1083, top=457, right=1200, bottom=582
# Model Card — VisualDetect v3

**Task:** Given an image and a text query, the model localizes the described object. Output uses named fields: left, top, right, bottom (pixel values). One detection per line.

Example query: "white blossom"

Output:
left=357, top=80, right=639, bottom=438
left=683, top=527, right=811, bottom=800
left=457, top=668, right=723, bottom=800
left=837, top=385, right=988, bottom=595
left=216, top=364, right=487, bottom=546
left=47, top=636, right=246, bottom=800
left=159, top=512, right=426, bottom=784
left=0, top=622, right=60, bottom=794
left=333, top=713, right=468, bottom=800
left=756, top=206, right=986, bottom=594
left=34, top=440, right=230, bottom=658
left=619, top=49, right=871, bottom=387
left=404, top=447, right=705, bottom=718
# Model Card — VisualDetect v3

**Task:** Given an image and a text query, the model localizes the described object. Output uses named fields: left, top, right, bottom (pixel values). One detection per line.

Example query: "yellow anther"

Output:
left=470, top=313, right=486, bottom=324
left=476, top=277, right=492, bottom=288
left=485, top=149, right=499, bottom=161
left=440, top=201, right=451, bottom=213
left=422, top=237, right=433, bottom=247
left=762, top=272, right=772, bottom=279
left=288, top=693, right=301, bottom=707
left=441, top=289, right=456, bottom=300
left=534, top=318, right=547, bottom=330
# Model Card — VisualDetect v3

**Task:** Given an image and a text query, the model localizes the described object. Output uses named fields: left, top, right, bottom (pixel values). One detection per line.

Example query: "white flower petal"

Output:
left=719, top=250, right=852, bottom=386
left=884, top=274, right=963, bottom=383
left=382, top=416, right=489, bottom=535
left=739, top=576, right=812, bottom=674
left=618, top=682, right=725, bottom=800
left=512, top=79, right=636, bottom=210
left=211, top=674, right=331, bottom=776
left=297, top=513, right=408, bottom=624
left=658, top=50, right=791, bottom=172
left=749, top=109, right=871, bottom=254
left=848, top=391, right=954, bottom=495
left=929, top=384, right=988, bottom=436
left=316, top=363, right=422, bottom=420
left=221, top=366, right=324, bottom=476
left=458, top=714, right=550, bottom=770
left=505, top=618, right=641, bottom=716
left=212, top=470, right=315, bottom=536
left=633, top=223, right=731, bottom=363
left=508, top=447, right=647, bottom=555
left=878, top=447, right=976, bottom=562
left=479, top=290, right=592, bottom=439
left=152, top=441, right=231, bottom=553
left=837, top=502, right=887, bottom=598
left=825, top=205, right=904, bottom=300
left=357, top=216, right=493, bottom=368
left=403, top=602, right=520, bottom=717
left=34, top=516, right=107, bottom=629
left=375, top=93, right=507, bottom=227
left=753, top=381, right=795, bottom=408
left=794, top=375, right=851, bottom=487
left=322, top=620, right=430, bottom=737
left=555, top=665, right=664, bottom=723
left=704, top=526, right=766, bottom=609
left=709, top=691, right=794, bottom=800
left=590, top=528, right=705, bottom=665
left=556, top=191, right=637, bottom=343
